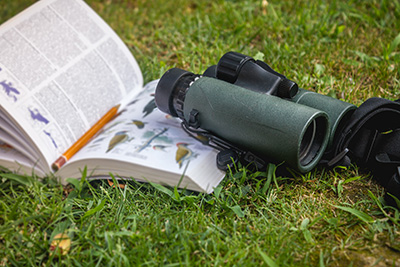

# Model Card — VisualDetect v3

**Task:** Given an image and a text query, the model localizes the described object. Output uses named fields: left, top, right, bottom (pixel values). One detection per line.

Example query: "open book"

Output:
left=0, top=0, right=225, bottom=193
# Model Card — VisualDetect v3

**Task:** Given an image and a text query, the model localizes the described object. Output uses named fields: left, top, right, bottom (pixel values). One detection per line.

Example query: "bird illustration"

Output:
left=127, top=99, right=139, bottom=107
left=0, top=80, right=20, bottom=102
left=99, top=121, right=125, bottom=136
left=93, top=137, right=107, bottom=144
left=29, top=108, right=49, bottom=124
left=106, top=131, right=131, bottom=152
left=175, top=142, right=192, bottom=168
left=44, top=130, right=58, bottom=148
left=86, top=136, right=107, bottom=149
left=135, top=128, right=168, bottom=153
left=195, top=134, right=209, bottom=144
left=142, top=98, right=156, bottom=118
left=153, top=144, right=168, bottom=152
left=130, top=120, right=147, bottom=129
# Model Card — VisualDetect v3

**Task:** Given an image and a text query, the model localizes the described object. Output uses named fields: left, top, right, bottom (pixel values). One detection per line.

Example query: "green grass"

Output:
left=1, top=0, right=400, bottom=266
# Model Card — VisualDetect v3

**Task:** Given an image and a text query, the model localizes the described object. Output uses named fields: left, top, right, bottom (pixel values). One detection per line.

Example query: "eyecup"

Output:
left=216, top=51, right=255, bottom=83
left=155, top=68, right=193, bottom=117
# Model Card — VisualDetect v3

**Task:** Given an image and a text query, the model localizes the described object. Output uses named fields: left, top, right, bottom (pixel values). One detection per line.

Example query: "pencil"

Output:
left=52, top=104, right=121, bottom=171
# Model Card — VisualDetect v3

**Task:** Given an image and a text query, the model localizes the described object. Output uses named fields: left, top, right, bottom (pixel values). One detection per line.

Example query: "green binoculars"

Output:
left=155, top=52, right=356, bottom=173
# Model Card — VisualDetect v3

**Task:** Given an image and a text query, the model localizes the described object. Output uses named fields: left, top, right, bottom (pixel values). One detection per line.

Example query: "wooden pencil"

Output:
left=52, top=104, right=121, bottom=171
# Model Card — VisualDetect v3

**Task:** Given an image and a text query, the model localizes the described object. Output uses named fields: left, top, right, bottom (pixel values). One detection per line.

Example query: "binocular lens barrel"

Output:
left=291, top=89, right=356, bottom=147
left=155, top=68, right=330, bottom=172
left=298, top=118, right=327, bottom=166
left=300, top=120, right=316, bottom=163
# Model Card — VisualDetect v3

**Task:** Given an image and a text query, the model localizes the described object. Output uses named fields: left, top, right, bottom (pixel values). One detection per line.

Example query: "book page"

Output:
left=0, top=0, right=143, bottom=173
left=0, top=127, right=36, bottom=162
left=58, top=81, right=225, bottom=193
left=0, top=141, right=45, bottom=176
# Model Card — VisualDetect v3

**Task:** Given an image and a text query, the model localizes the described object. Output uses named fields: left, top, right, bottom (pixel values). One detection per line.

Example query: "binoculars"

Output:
left=155, top=52, right=356, bottom=173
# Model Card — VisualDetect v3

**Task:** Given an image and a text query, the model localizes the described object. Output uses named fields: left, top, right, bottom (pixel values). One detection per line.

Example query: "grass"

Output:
left=1, top=0, right=400, bottom=266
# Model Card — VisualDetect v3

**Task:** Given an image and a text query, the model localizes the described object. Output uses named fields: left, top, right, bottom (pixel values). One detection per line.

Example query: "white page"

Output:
left=0, top=114, right=40, bottom=160
left=0, top=128, right=36, bottom=162
left=0, top=141, right=45, bottom=176
left=0, top=0, right=143, bottom=173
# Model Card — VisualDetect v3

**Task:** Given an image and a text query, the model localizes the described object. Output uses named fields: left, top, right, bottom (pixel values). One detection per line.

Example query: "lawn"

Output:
left=1, top=0, right=400, bottom=266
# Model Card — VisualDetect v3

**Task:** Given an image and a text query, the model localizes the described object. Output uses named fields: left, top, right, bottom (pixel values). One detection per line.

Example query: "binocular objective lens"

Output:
left=299, top=117, right=326, bottom=166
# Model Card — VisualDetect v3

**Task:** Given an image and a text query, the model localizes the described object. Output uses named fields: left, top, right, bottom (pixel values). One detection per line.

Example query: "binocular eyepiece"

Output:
left=155, top=52, right=356, bottom=173
left=155, top=68, right=200, bottom=119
